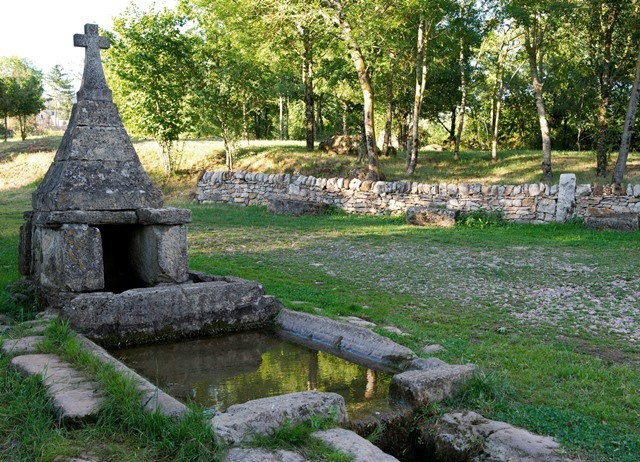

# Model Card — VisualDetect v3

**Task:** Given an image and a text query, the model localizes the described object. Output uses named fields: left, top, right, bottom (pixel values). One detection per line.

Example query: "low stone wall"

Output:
left=196, top=170, right=640, bottom=224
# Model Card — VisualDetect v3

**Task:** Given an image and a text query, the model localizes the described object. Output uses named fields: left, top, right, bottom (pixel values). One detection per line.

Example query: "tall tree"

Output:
left=319, top=0, right=380, bottom=179
left=106, top=7, right=198, bottom=175
left=506, top=0, right=569, bottom=180
left=586, top=0, right=628, bottom=177
left=0, top=75, right=12, bottom=141
left=612, top=39, right=640, bottom=185
left=46, top=64, right=75, bottom=126
left=405, top=0, right=452, bottom=175
left=0, top=57, right=45, bottom=141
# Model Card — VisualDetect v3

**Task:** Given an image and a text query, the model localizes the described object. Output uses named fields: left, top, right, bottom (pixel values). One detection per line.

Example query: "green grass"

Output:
left=183, top=203, right=640, bottom=462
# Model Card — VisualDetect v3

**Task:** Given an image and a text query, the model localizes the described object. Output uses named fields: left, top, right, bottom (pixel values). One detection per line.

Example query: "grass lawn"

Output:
left=1, top=136, right=640, bottom=461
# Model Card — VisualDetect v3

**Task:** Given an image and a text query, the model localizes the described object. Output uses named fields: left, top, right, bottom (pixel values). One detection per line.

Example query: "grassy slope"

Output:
left=1, top=136, right=640, bottom=461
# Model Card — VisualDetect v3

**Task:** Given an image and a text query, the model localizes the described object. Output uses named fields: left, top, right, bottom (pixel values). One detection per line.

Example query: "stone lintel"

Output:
left=136, top=207, right=192, bottom=225
left=32, top=210, right=138, bottom=226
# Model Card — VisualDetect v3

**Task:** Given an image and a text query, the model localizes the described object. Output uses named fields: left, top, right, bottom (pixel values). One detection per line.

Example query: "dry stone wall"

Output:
left=196, top=171, right=640, bottom=224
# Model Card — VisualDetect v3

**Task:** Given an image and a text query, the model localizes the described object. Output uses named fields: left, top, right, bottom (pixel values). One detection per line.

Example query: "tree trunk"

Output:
left=524, top=25, right=552, bottom=180
left=399, top=109, right=409, bottom=151
left=242, top=101, right=249, bottom=145
left=279, top=96, right=284, bottom=140
left=490, top=38, right=508, bottom=163
left=613, top=43, right=640, bottom=185
left=407, top=17, right=430, bottom=175
left=342, top=100, right=348, bottom=136
left=454, top=3, right=467, bottom=162
left=382, top=53, right=394, bottom=156
left=3, top=112, right=7, bottom=142
left=18, top=115, right=27, bottom=141
left=302, top=33, right=315, bottom=151
left=323, top=1, right=378, bottom=176
left=594, top=4, right=620, bottom=177
left=285, top=96, right=290, bottom=140
left=316, top=94, right=324, bottom=138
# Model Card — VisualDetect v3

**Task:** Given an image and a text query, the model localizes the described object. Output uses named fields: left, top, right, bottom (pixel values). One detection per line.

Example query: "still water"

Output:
left=110, top=330, right=392, bottom=412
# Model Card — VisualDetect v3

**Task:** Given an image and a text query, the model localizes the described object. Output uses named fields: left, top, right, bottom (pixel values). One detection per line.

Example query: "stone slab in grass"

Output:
left=77, top=336, right=187, bottom=418
left=1, top=336, right=44, bottom=356
left=313, top=428, right=400, bottom=462
left=224, top=448, right=305, bottom=462
left=275, top=309, right=416, bottom=372
left=267, top=198, right=329, bottom=216
left=212, top=391, right=348, bottom=445
left=389, top=364, right=476, bottom=406
left=406, top=206, right=459, bottom=227
left=11, top=353, right=103, bottom=425
left=425, top=411, right=576, bottom=462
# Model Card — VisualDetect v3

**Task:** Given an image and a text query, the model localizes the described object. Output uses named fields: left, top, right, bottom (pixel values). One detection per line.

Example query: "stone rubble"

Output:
left=424, top=411, right=577, bottom=462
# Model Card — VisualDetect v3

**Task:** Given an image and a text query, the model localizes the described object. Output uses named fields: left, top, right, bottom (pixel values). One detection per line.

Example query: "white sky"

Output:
left=0, top=0, right=176, bottom=84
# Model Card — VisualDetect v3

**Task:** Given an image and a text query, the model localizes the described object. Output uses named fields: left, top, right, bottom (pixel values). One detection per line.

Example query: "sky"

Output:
left=0, top=0, right=176, bottom=84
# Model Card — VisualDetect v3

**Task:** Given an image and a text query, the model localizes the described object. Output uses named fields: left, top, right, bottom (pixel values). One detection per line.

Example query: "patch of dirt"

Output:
left=557, top=335, right=640, bottom=367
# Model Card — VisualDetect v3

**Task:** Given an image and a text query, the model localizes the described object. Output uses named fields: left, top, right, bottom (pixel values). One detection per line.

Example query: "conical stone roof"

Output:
left=33, top=24, right=162, bottom=212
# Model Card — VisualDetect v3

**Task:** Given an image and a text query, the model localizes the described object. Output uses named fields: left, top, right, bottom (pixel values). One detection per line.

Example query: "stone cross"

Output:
left=74, top=24, right=112, bottom=102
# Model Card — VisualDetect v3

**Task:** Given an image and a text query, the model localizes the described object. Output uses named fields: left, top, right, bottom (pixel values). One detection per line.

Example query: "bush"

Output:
left=456, top=209, right=506, bottom=228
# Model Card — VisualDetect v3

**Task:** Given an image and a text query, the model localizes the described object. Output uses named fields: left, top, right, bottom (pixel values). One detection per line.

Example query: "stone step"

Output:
left=1, top=335, right=44, bottom=356
left=313, top=428, right=399, bottom=462
left=389, top=364, right=476, bottom=406
left=212, top=391, right=349, bottom=445
left=11, top=354, right=103, bottom=425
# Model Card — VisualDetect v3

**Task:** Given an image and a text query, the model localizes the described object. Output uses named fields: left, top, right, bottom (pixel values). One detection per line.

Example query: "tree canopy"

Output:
left=0, top=57, right=45, bottom=141
left=102, top=0, right=640, bottom=181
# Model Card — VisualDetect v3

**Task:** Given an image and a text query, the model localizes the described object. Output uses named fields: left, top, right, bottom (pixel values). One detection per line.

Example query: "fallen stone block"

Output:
left=224, top=448, right=305, bottom=462
left=389, top=364, right=476, bottom=406
left=267, top=198, right=329, bottom=216
left=407, top=207, right=459, bottom=228
left=1, top=336, right=44, bottom=356
left=212, top=391, right=348, bottom=445
left=424, top=411, right=576, bottom=462
left=313, top=428, right=399, bottom=462
left=585, top=208, right=639, bottom=232
left=406, top=357, right=448, bottom=371
left=275, top=309, right=416, bottom=372
left=11, top=354, right=103, bottom=425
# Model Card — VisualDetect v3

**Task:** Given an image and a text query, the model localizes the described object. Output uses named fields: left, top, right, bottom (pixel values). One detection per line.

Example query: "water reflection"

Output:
left=110, top=330, right=391, bottom=411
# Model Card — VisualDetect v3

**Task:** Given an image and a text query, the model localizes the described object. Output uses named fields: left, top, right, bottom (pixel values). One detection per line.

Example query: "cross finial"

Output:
left=74, top=24, right=112, bottom=102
